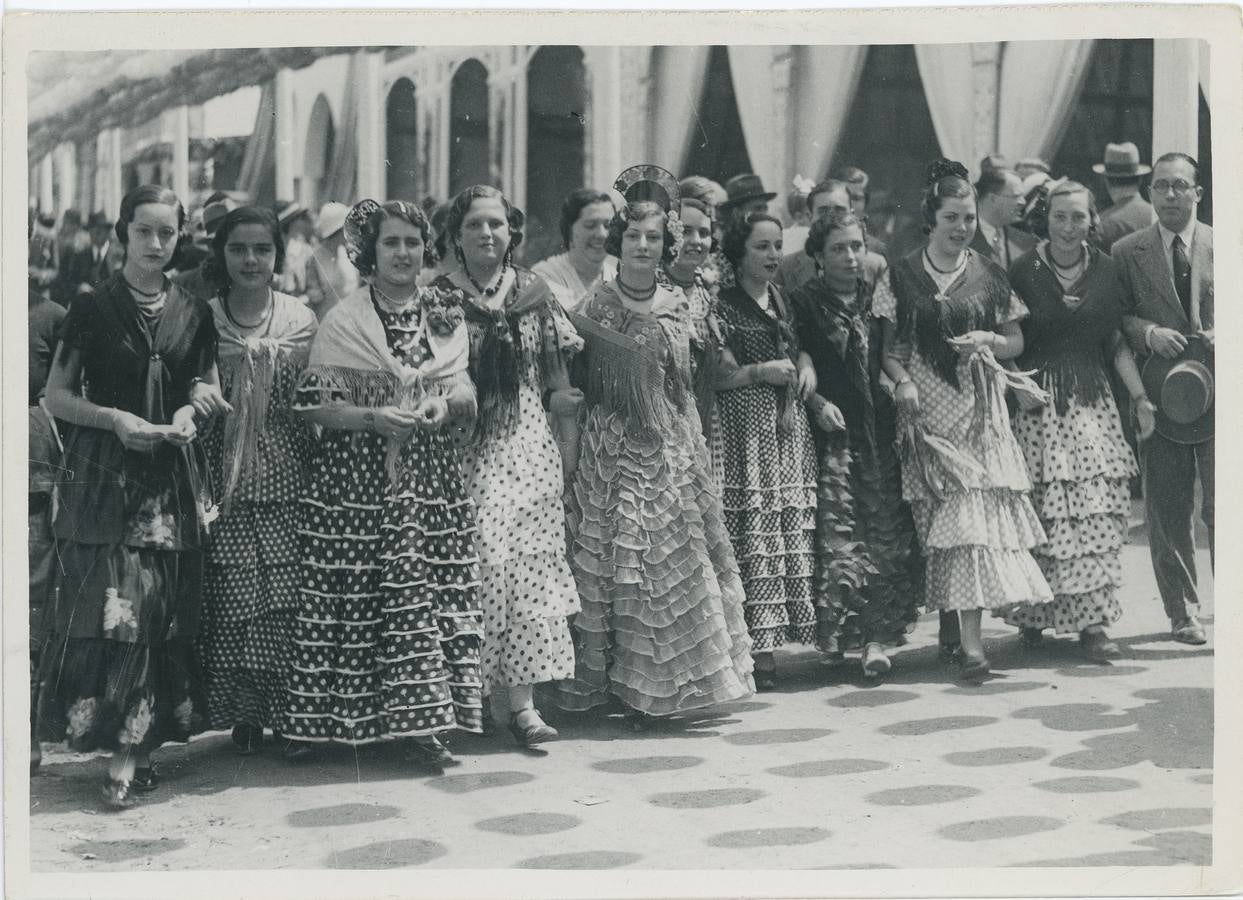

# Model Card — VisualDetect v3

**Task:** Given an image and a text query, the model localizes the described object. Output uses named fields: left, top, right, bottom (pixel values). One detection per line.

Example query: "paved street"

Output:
left=27, top=540, right=1213, bottom=875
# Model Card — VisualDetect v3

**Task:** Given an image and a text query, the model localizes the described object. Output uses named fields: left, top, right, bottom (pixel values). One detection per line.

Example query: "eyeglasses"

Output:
left=1151, top=179, right=1196, bottom=196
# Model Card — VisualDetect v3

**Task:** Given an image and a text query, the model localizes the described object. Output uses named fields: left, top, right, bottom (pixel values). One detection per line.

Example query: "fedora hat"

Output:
left=202, top=198, right=239, bottom=237
left=1141, top=335, right=1213, bottom=444
left=1092, top=142, right=1152, bottom=178
left=86, top=211, right=112, bottom=230
left=720, top=173, right=777, bottom=209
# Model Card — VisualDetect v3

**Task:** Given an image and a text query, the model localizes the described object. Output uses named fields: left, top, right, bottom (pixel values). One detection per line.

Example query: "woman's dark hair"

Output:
left=205, top=206, right=286, bottom=292
left=806, top=179, right=849, bottom=216
left=921, top=158, right=975, bottom=232
left=446, top=185, right=524, bottom=262
left=721, top=212, right=783, bottom=267
left=805, top=208, right=865, bottom=258
left=115, top=185, right=187, bottom=254
left=430, top=203, right=450, bottom=264
left=604, top=201, right=677, bottom=264
left=559, top=189, right=615, bottom=249
left=352, top=200, right=436, bottom=277
left=973, top=167, right=1013, bottom=200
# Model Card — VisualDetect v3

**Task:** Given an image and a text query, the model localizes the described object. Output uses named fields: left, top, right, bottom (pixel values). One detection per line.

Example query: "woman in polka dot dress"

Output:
left=282, top=200, right=483, bottom=768
left=431, top=186, right=581, bottom=748
left=715, top=213, right=821, bottom=689
left=877, top=159, right=1052, bottom=679
left=198, top=208, right=317, bottom=755
left=553, top=190, right=754, bottom=727
left=1002, top=182, right=1149, bottom=661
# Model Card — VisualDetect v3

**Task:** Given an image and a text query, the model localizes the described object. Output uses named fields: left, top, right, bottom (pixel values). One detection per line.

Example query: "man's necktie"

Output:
left=1172, top=235, right=1192, bottom=320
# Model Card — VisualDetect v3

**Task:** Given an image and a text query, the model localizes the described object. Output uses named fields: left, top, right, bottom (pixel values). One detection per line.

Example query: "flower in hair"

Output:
left=422, top=285, right=466, bottom=337
left=666, top=209, right=686, bottom=259
left=792, top=174, right=816, bottom=195
left=344, top=198, right=382, bottom=267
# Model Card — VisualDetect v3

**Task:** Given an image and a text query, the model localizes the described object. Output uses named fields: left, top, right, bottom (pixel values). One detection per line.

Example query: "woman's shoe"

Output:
left=959, top=653, right=991, bottom=680
left=938, top=642, right=964, bottom=664
left=1019, top=626, right=1044, bottom=648
left=132, top=764, right=159, bottom=792
left=622, top=710, right=651, bottom=733
left=861, top=642, right=892, bottom=677
left=509, top=710, right=558, bottom=747
left=404, top=736, right=455, bottom=769
left=1081, top=627, right=1122, bottom=663
left=232, top=724, right=263, bottom=756
left=100, top=777, right=134, bottom=811
left=282, top=739, right=317, bottom=763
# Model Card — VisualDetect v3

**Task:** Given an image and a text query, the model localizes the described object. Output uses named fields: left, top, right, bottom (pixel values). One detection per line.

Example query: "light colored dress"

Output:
left=532, top=252, right=618, bottom=311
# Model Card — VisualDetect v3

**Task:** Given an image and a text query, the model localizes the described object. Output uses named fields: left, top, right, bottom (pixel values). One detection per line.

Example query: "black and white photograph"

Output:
left=4, top=6, right=1240, bottom=899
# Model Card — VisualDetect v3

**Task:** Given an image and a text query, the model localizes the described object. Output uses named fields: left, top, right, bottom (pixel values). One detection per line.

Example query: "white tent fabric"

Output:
left=790, top=44, right=867, bottom=184
left=728, top=46, right=783, bottom=195
left=647, top=46, right=711, bottom=176
left=997, top=40, right=1095, bottom=164
left=914, top=43, right=976, bottom=168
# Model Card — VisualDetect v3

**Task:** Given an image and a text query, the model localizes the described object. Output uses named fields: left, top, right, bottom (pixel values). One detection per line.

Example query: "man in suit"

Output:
left=1093, top=142, right=1158, bottom=252
left=835, top=165, right=888, bottom=258
left=775, top=179, right=887, bottom=297
left=971, top=168, right=1031, bottom=268
left=84, top=211, right=118, bottom=289
left=1114, top=152, right=1214, bottom=645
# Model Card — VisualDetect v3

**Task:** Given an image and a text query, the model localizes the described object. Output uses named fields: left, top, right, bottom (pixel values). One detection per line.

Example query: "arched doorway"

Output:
left=386, top=77, right=420, bottom=203
left=303, top=94, right=335, bottom=211
left=682, top=46, right=752, bottom=186
left=449, top=59, right=490, bottom=196
left=831, top=45, right=942, bottom=258
left=525, top=45, right=587, bottom=263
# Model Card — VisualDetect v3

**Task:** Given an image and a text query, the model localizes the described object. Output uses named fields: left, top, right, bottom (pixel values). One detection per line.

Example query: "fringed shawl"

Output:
left=569, top=282, right=689, bottom=438
left=718, top=283, right=802, bottom=433
left=435, top=268, right=582, bottom=441
left=211, top=291, right=317, bottom=512
left=658, top=266, right=725, bottom=430
left=1011, top=244, right=1123, bottom=415
left=889, top=250, right=1013, bottom=389
left=303, top=284, right=471, bottom=484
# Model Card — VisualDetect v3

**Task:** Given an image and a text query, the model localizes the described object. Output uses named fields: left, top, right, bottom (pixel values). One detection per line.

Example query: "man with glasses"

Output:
left=971, top=167, right=1030, bottom=269
left=1114, top=152, right=1214, bottom=645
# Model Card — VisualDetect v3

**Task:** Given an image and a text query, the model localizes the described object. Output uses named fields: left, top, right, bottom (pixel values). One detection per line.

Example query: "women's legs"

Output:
left=102, top=744, right=138, bottom=809
left=507, top=682, right=559, bottom=745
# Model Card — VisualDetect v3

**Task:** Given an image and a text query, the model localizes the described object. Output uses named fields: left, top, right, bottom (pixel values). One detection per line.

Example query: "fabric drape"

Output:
left=728, top=46, right=784, bottom=195
left=237, top=80, right=276, bottom=201
left=914, top=44, right=976, bottom=167
left=790, top=45, right=867, bottom=183
left=998, top=40, right=1095, bottom=163
left=320, top=52, right=361, bottom=204
left=648, top=46, right=711, bottom=176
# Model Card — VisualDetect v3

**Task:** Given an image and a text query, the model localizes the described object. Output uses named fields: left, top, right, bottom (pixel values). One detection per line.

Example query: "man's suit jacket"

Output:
left=774, top=248, right=888, bottom=299
left=1114, top=221, right=1213, bottom=356
left=969, top=224, right=1032, bottom=270
left=1098, top=194, right=1157, bottom=253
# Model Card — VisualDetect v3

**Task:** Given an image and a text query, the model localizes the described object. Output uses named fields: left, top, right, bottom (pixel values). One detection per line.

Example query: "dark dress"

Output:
left=1004, top=246, right=1138, bottom=633
left=283, top=287, right=484, bottom=743
left=715, top=284, right=819, bottom=651
left=789, top=276, right=924, bottom=651
left=36, top=276, right=218, bottom=753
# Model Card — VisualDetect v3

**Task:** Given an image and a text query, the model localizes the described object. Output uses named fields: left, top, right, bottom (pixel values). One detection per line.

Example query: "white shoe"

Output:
left=862, top=642, right=891, bottom=677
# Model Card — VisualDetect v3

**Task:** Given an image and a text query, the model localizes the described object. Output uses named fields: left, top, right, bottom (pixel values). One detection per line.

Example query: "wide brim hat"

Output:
left=719, top=173, right=777, bottom=209
left=1092, top=141, right=1152, bottom=177
left=276, top=201, right=309, bottom=225
left=202, top=198, right=239, bottom=237
left=316, top=201, right=350, bottom=239
left=1142, top=336, right=1214, bottom=444
left=86, top=211, right=112, bottom=230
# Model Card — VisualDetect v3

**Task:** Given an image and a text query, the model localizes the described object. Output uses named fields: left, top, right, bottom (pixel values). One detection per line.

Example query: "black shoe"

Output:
left=1019, top=627, right=1044, bottom=648
left=132, top=763, right=159, bottom=792
left=282, top=739, right=317, bottom=763
left=959, top=653, right=991, bottom=680
left=509, top=711, right=558, bottom=747
left=404, top=736, right=455, bottom=769
left=622, top=710, right=652, bottom=733
left=232, top=724, right=263, bottom=756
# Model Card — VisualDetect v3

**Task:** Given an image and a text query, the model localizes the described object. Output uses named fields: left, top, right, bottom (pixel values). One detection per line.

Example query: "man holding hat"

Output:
left=1094, top=141, right=1158, bottom=252
left=305, top=201, right=360, bottom=321
left=1114, top=151, right=1214, bottom=645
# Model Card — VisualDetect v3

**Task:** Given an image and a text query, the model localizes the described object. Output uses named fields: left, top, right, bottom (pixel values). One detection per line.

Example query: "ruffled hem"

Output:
left=1001, top=583, right=1123, bottom=633
left=925, top=546, right=1052, bottom=611
left=557, top=409, right=753, bottom=714
left=901, top=424, right=1034, bottom=503
left=1037, top=514, right=1128, bottom=562
left=1032, top=476, right=1131, bottom=522
left=1034, top=551, right=1123, bottom=596
left=912, top=489, right=1047, bottom=551
left=1015, top=396, right=1139, bottom=485
left=206, top=669, right=288, bottom=730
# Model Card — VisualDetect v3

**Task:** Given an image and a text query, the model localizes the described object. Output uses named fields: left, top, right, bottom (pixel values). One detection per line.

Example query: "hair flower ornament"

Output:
left=343, top=198, right=382, bottom=268
left=792, top=174, right=816, bottom=195
left=422, top=285, right=466, bottom=337
left=666, top=208, right=686, bottom=259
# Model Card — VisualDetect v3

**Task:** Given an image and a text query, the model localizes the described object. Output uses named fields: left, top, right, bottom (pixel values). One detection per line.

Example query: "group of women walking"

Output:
left=32, top=156, right=1152, bottom=810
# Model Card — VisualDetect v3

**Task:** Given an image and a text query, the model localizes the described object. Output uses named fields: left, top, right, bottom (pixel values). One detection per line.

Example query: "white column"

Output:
left=172, top=104, right=191, bottom=202
left=512, top=64, right=529, bottom=212
left=356, top=50, right=386, bottom=202
left=274, top=67, right=296, bottom=201
left=589, top=46, right=623, bottom=189
left=106, top=128, right=124, bottom=215
left=971, top=42, right=1003, bottom=170
left=55, top=142, right=77, bottom=212
left=39, top=153, right=55, bottom=212
left=771, top=47, right=794, bottom=216
left=1152, top=39, right=1199, bottom=158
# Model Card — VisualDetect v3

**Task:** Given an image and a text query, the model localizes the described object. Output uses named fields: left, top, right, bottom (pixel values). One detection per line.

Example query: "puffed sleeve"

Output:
left=871, top=270, right=899, bottom=323
left=56, top=292, right=97, bottom=352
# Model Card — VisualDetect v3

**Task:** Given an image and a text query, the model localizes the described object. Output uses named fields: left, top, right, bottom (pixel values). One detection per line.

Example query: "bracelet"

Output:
left=895, top=375, right=912, bottom=387
left=362, top=410, right=376, bottom=432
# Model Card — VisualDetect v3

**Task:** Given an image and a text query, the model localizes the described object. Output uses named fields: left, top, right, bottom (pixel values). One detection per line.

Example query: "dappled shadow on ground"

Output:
left=1048, top=687, right=1212, bottom=771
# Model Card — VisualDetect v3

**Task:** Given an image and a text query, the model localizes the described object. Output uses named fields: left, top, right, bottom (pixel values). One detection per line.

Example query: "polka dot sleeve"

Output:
left=872, top=270, right=899, bottom=323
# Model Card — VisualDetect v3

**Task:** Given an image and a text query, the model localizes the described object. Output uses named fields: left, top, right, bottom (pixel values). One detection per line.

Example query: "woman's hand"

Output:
left=548, top=387, right=586, bottom=418
left=164, top=406, right=198, bottom=446
left=814, top=400, right=846, bottom=433
left=1134, top=396, right=1157, bottom=441
left=373, top=406, right=420, bottom=441
left=112, top=410, right=164, bottom=452
left=894, top=380, right=920, bottom=417
left=796, top=360, right=818, bottom=401
left=947, top=331, right=996, bottom=357
left=415, top=397, right=449, bottom=431
left=757, top=359, right=798, bottom=387
left=190, top=380, right=233, bottom=419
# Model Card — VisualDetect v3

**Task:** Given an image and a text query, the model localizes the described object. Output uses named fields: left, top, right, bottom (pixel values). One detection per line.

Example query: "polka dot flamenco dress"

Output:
left=283, top=293, right=484, bottom=743
left=1003, top=247, right=1138, bottom=634
left=199, top=293, right=318, bottom=734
